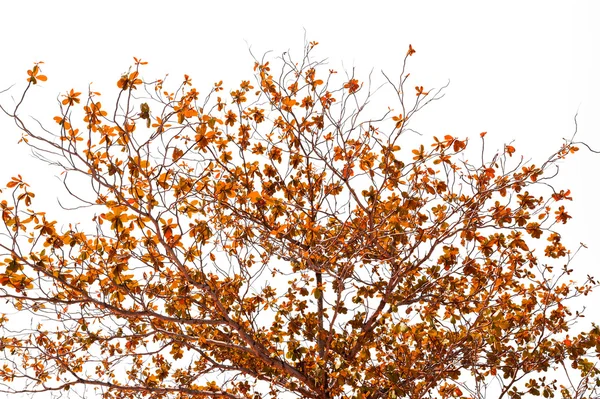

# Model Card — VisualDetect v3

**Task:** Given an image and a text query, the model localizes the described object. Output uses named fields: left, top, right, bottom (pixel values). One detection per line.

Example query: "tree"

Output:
left=0, top=41, right=598, bottom=399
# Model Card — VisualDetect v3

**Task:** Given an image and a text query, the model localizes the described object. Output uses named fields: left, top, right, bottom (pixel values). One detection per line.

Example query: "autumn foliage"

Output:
left=0, top=42, right=599, bottom=399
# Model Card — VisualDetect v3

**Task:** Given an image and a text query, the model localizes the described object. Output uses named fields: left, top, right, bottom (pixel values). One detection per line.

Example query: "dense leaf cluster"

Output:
left=0, top=43, right=598, bottom=399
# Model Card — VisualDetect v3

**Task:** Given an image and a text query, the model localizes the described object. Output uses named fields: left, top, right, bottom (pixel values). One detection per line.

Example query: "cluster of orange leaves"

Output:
left=0, top=43, right=598, bottom=399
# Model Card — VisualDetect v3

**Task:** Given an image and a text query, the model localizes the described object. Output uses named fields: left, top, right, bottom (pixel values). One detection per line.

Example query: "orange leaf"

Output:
left=172, top=148, right=184, bottom=162
left=453, top=139, right=466, bottom=152
left=415, top=86, right=429, bottom=96
left=344, top=79, right=360, bottom=94
left=564, top=335, right=572, bottom=347
left=248, top=191, right=262, bottom=204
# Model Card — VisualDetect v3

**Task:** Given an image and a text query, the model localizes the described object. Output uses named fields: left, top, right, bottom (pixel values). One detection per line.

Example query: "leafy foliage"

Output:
left=0, top=42, right=598, bottom=399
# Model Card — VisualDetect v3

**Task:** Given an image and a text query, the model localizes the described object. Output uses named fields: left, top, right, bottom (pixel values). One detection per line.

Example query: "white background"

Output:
left=0, top=0, right=599, bottom=397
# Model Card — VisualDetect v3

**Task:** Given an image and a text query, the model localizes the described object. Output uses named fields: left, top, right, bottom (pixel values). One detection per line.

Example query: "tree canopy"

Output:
left=0, top=42, right=599, bottom=399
